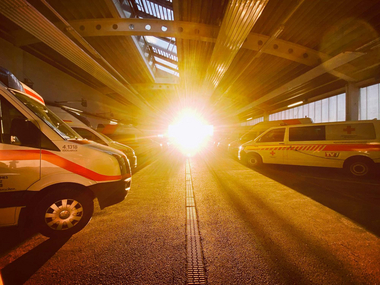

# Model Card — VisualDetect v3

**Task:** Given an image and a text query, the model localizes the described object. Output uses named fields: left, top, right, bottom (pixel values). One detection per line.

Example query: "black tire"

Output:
left=246, top=153, right=263, bottom=168
left=35, top=187, right=94, bottom=238
left=344, top=157, right=373, bottom=177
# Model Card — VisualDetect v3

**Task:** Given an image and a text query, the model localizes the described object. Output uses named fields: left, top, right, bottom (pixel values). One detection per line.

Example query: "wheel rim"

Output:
left=248, top=155, right=260, bottom=166
left=350, top=162, right=368, bottom=176
left=44, top=199, right=84, bottom=231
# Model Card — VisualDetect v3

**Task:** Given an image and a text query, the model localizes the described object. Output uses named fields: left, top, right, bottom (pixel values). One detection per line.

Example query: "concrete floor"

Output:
left=0, top=149, right=379, bottom=284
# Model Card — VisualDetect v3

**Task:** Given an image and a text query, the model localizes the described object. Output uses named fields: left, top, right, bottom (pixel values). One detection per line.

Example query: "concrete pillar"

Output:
left=263, top=111, right=270, bottom=121
left=345, top=82, right=360, bottom=121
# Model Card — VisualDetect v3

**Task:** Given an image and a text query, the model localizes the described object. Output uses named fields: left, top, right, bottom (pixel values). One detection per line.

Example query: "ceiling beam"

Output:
left=104, top=0, right=127, bottom=18
left=155, top=62, right=178, bottom=73
left=104, top=0, right=156, bottom=83
left=0, top=0, right=151, bottom=112
left=153, top=52, right=178, bottom=65
left=10, top=17, right=357, bottom=82
left=11, top=19, right=327, bottom=67
left=136, top=10, right=160, bottom=19
left=132, top=83, right=177, bottom=91
left=148, top=42, right=178, bottom=57
left=202, top=0, right=270, bottom=98
left=156, top=36, right=176, bottom=44
left=148, top=0, right=173, bottom=10
left=235, top=52, right=365, bottom=116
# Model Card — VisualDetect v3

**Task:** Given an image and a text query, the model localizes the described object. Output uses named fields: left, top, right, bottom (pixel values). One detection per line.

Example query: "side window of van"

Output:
left=0, top=96, right=40, bottom=148
left=289, top=126, right=326, bottom=141
left=259, top=128, right=285, bottom=142
left=246, top=131, right=259, bottom=141
left=72, top=127, right=107, bottom=145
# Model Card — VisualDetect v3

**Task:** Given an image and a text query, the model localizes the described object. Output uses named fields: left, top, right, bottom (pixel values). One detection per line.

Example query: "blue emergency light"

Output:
left=0, top=66, right=25, bottom=92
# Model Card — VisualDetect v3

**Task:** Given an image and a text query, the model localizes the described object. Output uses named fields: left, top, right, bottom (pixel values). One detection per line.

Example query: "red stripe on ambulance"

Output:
left=323, top=144, right=380, bottom=151
left=0, top=150, right=130, bottom=181
left=0, top=149, right=40, bottom=160
left=289, top=144, right=380, bottom=152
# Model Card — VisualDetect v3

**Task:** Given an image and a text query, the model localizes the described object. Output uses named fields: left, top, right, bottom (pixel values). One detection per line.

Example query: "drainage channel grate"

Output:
left=186, top=158, right=207, bottom=285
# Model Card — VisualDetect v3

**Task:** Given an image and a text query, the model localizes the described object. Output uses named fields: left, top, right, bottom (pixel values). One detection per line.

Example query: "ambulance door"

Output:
left=254, top=127, right=286, bottom=164
left=287, top=125, right=326, bottom=166
left=0, top=94, right=41, bottom=225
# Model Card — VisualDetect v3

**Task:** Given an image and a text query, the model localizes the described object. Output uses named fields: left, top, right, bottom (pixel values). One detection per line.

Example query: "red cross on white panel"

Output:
left=343, top=125, right=355, bottom=134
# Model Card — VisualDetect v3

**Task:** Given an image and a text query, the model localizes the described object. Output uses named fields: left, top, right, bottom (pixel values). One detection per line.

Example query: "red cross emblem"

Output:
left=343, top=126, right=355, bottom=134
left=270, top=150, right=276, bottom=156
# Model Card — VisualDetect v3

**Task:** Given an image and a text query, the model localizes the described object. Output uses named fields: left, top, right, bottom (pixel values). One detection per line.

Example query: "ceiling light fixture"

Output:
left=287, top=101, right=303, bottom=108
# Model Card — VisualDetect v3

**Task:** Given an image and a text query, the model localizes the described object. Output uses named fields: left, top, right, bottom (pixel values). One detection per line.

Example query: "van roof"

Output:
left=240, top=118, right=313, bottom=139
left=284, top=119, right=379, bottom=128
left=252, top=118, right=313, bottom=127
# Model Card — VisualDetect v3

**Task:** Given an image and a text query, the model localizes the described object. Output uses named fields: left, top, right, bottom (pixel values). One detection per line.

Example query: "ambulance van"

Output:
left=48, top=106, right=137, bottom=169
left=0, top=67, right=131, bottom=237
left=239, top=120, right=380, bottom=177
left=228, top=118, right=313, bottom=157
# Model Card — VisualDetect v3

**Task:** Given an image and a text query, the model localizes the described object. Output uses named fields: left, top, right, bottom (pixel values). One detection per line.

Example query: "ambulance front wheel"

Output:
left=246, top=153, right=263, bottom=168
left=35, top=188, right=94, bottom=238
left=344, top=156, right=373, bottom=177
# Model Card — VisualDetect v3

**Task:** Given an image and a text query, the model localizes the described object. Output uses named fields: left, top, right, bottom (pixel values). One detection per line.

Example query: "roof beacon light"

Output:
left=0, top=66, right=25, bottom=92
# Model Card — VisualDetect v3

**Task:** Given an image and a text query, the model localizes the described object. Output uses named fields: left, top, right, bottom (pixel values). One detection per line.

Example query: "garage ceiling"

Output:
left=1, top=0, right=380, bottom=129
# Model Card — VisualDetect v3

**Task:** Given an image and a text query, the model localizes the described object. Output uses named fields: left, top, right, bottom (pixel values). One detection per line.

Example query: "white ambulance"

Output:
left=239, top=120, right=380, bottom=177
left=48, top=106, right=137, bottom=169
left=0, top=67, right=131, bottom=237
left=228, top=118, right=313, bottom=157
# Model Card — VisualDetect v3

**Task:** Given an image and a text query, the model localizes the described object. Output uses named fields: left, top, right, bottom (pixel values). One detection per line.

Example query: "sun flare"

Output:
left=168, top=110, right=213, bottom=155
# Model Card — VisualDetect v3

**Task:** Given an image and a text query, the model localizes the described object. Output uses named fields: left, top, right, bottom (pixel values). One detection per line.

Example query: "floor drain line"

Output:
left=186, top=158, right=207, bottom=285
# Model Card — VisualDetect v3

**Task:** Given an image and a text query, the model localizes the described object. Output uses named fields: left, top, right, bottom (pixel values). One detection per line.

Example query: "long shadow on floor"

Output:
left=250, top=164, right=380, bottom=237
left=1, top=236, right=69, bottom=285
left=0, top=225, right=37, bottom=257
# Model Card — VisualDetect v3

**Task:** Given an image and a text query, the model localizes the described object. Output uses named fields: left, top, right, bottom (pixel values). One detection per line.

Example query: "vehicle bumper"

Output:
left=238, top=149, right=246, bottom=161
left=89, top=176, right=132, bottom=209
left=129, top=155, right=137, bottom=168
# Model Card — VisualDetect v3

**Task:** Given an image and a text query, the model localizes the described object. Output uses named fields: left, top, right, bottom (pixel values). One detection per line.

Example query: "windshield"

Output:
left=12, top=90, right=80, bottom=140
left=96, top=131, right=114, bottom=143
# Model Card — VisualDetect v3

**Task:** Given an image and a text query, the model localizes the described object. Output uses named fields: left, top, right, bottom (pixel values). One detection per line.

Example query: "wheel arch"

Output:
left=343, top=155, right=374, bottom=168
left=25, top=183, right=94, bottom=214
left=246, top=151, right=263, bottom=167
left=27, top=173, right=94, bottom=191
left=343, top=155, right=375, bottom=177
